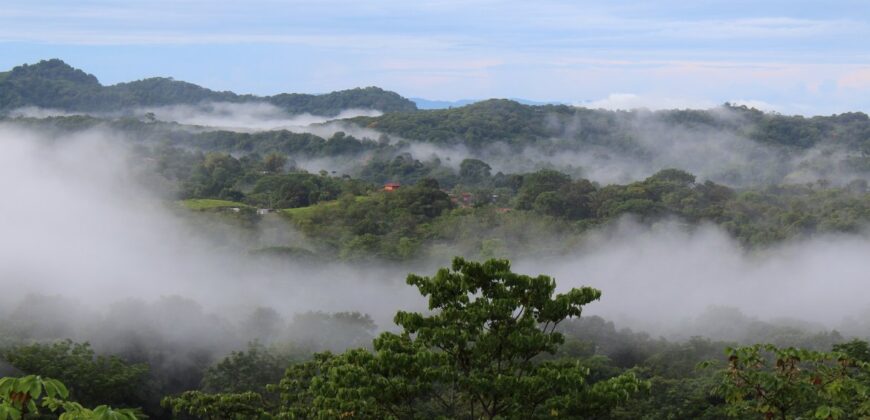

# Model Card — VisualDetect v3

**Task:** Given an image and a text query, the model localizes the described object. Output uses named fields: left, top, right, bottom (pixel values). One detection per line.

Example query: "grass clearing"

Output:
left=280, top=195, right=374, bottom=219
left=180, top=199, right=251, bottom=211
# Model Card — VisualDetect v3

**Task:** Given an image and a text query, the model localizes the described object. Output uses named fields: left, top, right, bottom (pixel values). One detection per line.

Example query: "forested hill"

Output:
left=351, top=98, right=870, bottom=151
left=0, top=59, right=418, bottom=115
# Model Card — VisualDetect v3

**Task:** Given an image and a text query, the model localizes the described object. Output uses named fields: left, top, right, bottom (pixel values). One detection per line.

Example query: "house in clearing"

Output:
left=384, top=182, right=401, bottom=192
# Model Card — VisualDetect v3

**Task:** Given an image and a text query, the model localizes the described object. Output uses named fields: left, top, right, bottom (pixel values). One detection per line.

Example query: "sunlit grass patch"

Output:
left=179, top=199, right=251, bottom=211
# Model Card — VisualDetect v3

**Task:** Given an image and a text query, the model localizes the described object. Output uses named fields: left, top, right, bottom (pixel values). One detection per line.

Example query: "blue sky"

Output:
left=1, top=0, right=869, bottom=114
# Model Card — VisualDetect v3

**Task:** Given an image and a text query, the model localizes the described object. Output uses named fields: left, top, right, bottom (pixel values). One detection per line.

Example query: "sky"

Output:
left=1, top=0, right=869, bottom=115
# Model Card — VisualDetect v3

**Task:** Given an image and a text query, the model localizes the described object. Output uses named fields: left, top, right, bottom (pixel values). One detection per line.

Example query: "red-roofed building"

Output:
left=384, top=182, right=401, bottom=192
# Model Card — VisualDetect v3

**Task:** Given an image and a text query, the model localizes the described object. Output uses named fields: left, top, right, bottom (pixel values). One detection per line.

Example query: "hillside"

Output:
left=352, top=98, right=870, bottom=151
left=0, top=59, right=417, bottom=115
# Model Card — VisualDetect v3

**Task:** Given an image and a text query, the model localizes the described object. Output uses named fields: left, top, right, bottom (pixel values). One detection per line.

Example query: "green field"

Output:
left=179, top=199, right=251, bottom=211
left=182, top=195, right=372, bottom=215
left=280, top=195, right=373, bottom=219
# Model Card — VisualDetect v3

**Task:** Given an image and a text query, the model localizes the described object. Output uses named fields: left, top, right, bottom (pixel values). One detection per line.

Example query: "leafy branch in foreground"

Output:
left=703, top=342, right=870, bottom=419
left=0, top=375, right=144, bottom=420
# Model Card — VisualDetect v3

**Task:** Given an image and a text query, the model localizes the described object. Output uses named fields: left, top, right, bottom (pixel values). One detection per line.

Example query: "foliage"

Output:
left=283, top=179, right=452, bottom=260
left=459, top=158, right=492, bottom=185
left=709, top=343, right=870, bottom=419
left=200, top=343, right=295, bottom=394
left=248, top=173, right=348, bottom=209
left=161, top=391, right=270, bottom=420
left=833, top=339, right=870, bottom=363
left=172, top=151, right=372, bottom=210
left=0, top=375, right=143, bottom=420
left=1, top=340, right=149, bottom=408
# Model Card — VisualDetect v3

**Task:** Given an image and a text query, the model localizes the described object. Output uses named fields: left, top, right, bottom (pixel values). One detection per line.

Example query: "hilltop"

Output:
left=0, top=59, right=417, bottom=116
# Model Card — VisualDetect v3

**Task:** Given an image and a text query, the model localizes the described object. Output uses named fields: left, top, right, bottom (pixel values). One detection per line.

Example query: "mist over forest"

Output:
left=2, top=59, right=870, bottom=419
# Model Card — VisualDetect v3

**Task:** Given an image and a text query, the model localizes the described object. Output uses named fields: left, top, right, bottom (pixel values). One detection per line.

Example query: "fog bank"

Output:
left=0, top=124, right=419, bottom=326
left=9, top=102, right=383, bottom=135
left=135, top=102, right=382, bottom=133
left=525, top=219, right=870, bottom=338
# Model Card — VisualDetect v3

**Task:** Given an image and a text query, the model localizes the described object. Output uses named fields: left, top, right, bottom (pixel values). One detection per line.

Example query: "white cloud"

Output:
left=136, top=102, right=382, bottom=132
left=580, top=93, right=716, bottom=111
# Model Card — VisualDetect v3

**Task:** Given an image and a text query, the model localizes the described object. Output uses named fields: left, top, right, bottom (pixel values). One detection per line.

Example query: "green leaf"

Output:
left=816, top=405, right=832, bottom=419
left=0, top=404, right=23, bottom=420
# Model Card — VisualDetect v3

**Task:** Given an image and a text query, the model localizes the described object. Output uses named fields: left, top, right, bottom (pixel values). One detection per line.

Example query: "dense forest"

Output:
left=2, top=60, right=870, bottom=419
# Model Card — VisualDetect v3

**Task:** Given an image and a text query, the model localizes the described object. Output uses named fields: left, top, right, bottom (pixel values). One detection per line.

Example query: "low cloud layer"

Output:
left=8, top=102, right=383, bottom=135
left=578, top=94, right=782, bottom=113
left=135, top=102, right=382, bottom=132
left=0, top=124, right=419, bottom=326
left=524, top=219, right=870, bottom=338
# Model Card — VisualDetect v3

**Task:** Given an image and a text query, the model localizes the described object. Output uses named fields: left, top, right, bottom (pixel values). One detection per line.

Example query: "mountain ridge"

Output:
left=0, top=59, right=418, bottom=116
left=411, top=97, right=567, bottom=110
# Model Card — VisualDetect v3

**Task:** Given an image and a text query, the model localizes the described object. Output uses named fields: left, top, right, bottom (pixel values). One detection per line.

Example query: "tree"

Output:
left=459, top=159, right=492, bottom=185
left=201, top=343, right=295, bottom=394
left=248, top=173, right=342, bottom=209
left=262, top=153, right=287, bottom=174
left=272, top=257, right=647, bottom=418
left=392, top=178, right=453, bottom=219
left=514, top=169, right=572, bottom=210
left=833, top=339, right=870, bottom=363
left=184, top=153, right=245, bottom=199
left=531, top=179, right=596, bottom=220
